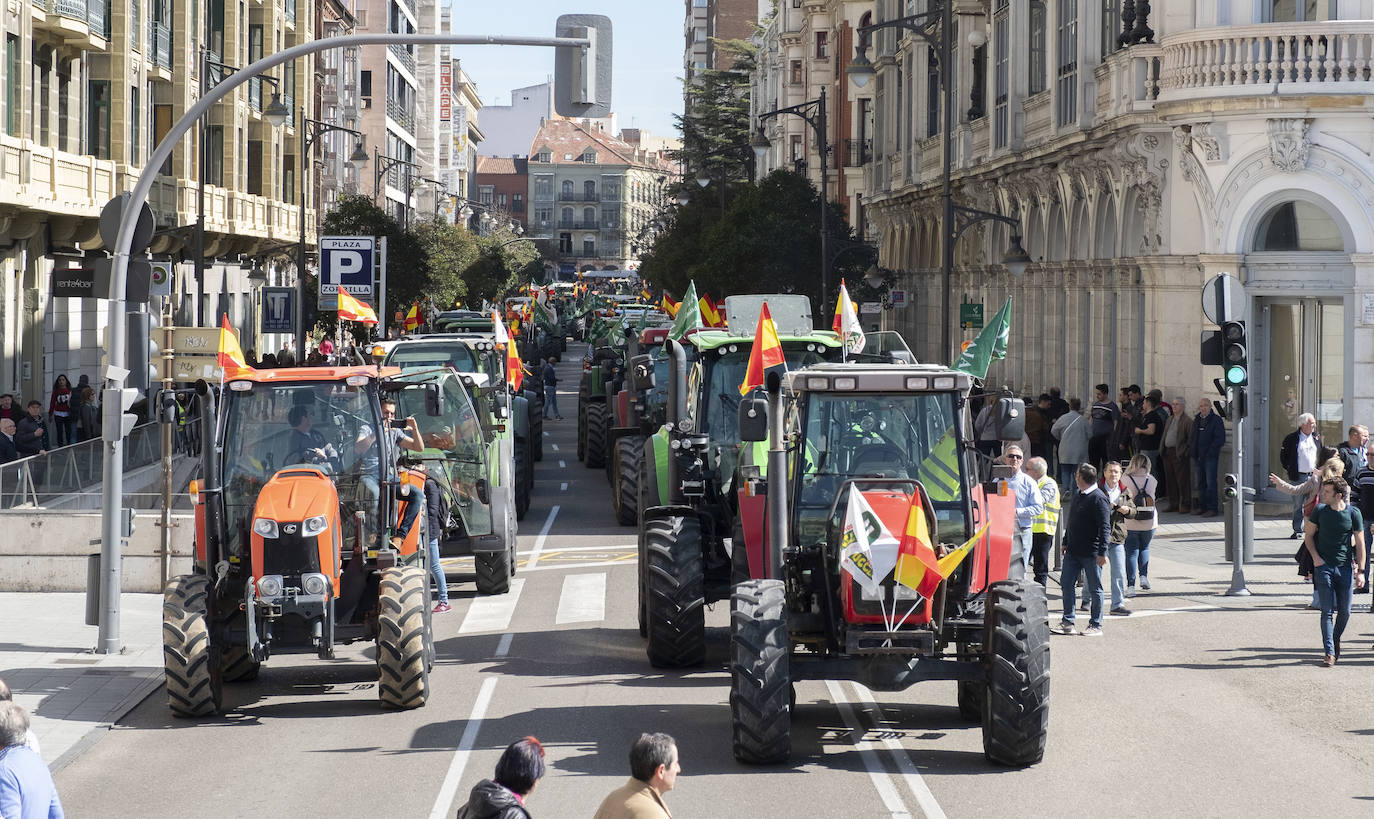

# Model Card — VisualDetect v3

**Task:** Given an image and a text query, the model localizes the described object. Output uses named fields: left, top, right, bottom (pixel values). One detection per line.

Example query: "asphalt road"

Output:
left=54, top=347, right=1374, bottom=817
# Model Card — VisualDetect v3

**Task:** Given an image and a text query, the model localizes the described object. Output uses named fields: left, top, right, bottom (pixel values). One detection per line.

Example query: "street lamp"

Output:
left=298, top=114, right=367, bottom=358
left=753, top=87, right=830, bottom=309
left=373, top=149, right=420, bottom=228
left=848, top=3, right=1028, bottom=364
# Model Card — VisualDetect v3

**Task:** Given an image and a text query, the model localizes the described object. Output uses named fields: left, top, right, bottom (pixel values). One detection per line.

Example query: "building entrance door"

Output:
left=1253, top=298, right=1345, bottom=485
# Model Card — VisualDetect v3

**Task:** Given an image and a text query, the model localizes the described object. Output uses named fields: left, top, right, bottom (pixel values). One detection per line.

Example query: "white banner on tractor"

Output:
left=840, top=484, right=900, bottom=597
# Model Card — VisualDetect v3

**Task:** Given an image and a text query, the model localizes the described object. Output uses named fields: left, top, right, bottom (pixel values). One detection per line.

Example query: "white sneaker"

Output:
left=1051, top=621, right=1077, bottom=635
left=1126, top=586, right=1136, bottom=598
left=1082, top=626, right=1103, bottom=637
left=1140, top=577, right=1151, bottom=590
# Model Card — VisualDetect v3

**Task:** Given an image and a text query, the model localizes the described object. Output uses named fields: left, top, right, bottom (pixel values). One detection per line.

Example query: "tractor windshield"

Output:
left=388, top=375, right=491, bottom=537
left=220, top=380, right=382, bottom=558
left=386, top=342, right=479, bottom=373
left=692, top=342, right=835, bottom=444
left=793, top=391, right=967, bottom=547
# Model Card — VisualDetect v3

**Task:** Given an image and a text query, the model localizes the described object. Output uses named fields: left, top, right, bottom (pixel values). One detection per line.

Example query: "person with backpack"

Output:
left=1123, top=453, right=1159, bottom=595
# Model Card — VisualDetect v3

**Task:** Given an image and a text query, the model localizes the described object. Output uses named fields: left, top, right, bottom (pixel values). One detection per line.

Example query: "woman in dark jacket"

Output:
left=77, top=387, right=100, bottom=442
left=457, top=736, right=545, bottom=818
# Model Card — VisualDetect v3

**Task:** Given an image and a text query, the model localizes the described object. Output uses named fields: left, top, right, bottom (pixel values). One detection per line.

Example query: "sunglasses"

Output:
left=1006, top=453, right=1024, bottom=460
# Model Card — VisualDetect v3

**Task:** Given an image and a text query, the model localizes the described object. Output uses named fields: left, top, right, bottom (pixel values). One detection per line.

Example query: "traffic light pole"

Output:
left=1225, top=385, right=1250, bottom=596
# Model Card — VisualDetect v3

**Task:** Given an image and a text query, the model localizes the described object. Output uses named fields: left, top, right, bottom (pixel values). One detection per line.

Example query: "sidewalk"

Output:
left=0, top=592, right=163, bottom=772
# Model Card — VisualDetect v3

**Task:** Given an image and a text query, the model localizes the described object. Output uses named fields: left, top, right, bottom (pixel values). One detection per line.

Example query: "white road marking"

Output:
left=495, top=633, right=514, bottom=657
left=560, top=482, right=568, bottom=491
left=429, top=676, right=499, bottom=819
left=519, top=544, right=636, bottom=555
left=519, top=559, right=634, bottom=574
left=824, top=680, right=914, bottom=818
left=559, top=459, right=566, bottom=468
left=525, top=505, right=560, bottom=569
left=556, top=573, right=607, bottom=623
left=848, top=682, right=948, bottom=819
left=458, top=579, right=526, bottom=634
left=1125, top=604, right=1221, bottom=619
left=552, top=443, right=560, bottom=452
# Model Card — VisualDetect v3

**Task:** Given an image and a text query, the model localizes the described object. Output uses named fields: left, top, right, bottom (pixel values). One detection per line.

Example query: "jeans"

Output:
left=1290, top=472, right=1311, bottom=534
left=53, top=415, right=75, bottom=447
left=1058, top=464, right=1078, bottom=499
left=1061, top=551, right=1103, bottom=628
left=1013, top=528, right=1033, bottom=574
left=1313, top=562, right=1354, bottom=657
left=1195, top=456, right=1220, bottom=513
left=1106, top=542, right=1126, bottom=609
left=427, top=537, right=449, bottom=605
left=1124, top=529, right=1153, bottom=586
left=544, top=385, right=561, bottom=418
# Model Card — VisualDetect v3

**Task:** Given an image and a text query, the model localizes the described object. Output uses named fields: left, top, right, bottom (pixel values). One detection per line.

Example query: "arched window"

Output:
left=584, top=179, right=596, bottom=199
left=561, top=179, right=574, bottom=197
left=1253, top=201, right=1344, bottom=251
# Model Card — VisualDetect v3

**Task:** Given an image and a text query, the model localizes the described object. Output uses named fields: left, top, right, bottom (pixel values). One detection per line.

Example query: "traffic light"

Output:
left=1200, top=330, right=1223, bottom=366
left=1221, top=320, right=1247, bottom=386
left=1223, top=473, right=1239, bottom=500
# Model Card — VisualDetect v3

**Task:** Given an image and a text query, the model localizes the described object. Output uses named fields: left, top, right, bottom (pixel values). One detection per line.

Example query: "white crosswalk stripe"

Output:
left=555, top=573, right=607, bottom=624
left=458, top=579, right=526, bottom=634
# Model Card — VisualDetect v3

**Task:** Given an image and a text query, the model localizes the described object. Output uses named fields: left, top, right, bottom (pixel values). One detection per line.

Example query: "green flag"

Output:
left=951, top=297, right=1012, bottom=380
left=668, top=280, right=703, bottom=341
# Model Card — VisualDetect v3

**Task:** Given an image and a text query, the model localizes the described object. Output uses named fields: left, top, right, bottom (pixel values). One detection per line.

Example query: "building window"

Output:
left=534, top=175, right=553, bottom=200
left=1254, top=201, right=1345, bottom=251
left=561, top=207, right=573, bottom=225
left=582, top=206, right=595, bottom=226
left=926, top=47, right=940, bottom=138
left=534, top=207, right=551, bottom=225
left=603, top=181, right=619, bottom=200
left=790, top=60, right=803, bottom=85
left=561, top=179, right=574, bottom=198
left=88, top=80, right=111, bottom=160
left=360, top=70, right=372, bottom=97
left=1266, top=0, right=1333, bottom=22
left=559, top=232, right=572, bottom=252
left=130, top=84, right=140, bottom=163
left=536, top=150, right=551, bottom=162
left=789, top=134, right=803, bottom=167
left=5, top=35, right=19, bottom=137
left=693, top=0, right=706, bottom=6
left=513, top=193, right=524, bottom=213
left=694, top=28, right=706, bottom=43
left=815, top=31, right=828, bottom=60
left=582, top=150, right=596, bottom=163
left=583, top=237, right=596, bottom=256
left=497, top=193, right=507, bottom=209
left=1101, top=0, right=1120, bottom=58
left=994, top=0, right=1009, bottom=148
left=283, top=157, right=294, bottom=202
left=57, top=60, right=70, bottom=151
left=602, top=208, right=617, bottom=227
left=206, top=124, right=224, bottom=186
left=1056, top=0, right=1078, bottom=127
left=1029, top=1, right=1047, bottom=95
left=584, top=179, right=596, bottom=199
left=479, top=184, right=494, bottom=205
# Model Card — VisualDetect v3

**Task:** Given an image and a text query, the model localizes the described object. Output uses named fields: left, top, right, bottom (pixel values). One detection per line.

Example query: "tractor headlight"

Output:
left=301, top=573, right=330, bottom=597
left=670, top=438, right=683, bottom=450
left=677, top=418, right=693, bottom=433
left=257, top=574, right=284, bottom=598
left=302, top=515, right=328, bottom=537
left=252, top=518, right=279, bottom=539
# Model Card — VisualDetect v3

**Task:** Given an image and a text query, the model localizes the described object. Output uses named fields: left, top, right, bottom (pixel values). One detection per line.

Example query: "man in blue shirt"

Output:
left=0, top=701, right=63, bottom=819
left=1002, top=444, right=1044, bottom=577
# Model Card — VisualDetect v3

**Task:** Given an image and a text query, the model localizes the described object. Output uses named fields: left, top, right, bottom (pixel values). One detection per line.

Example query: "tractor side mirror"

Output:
left=425, top=383, right=445, bottom=417
left=475, top=478, right=491, bottom=505
left=993, top=395, right=1025, bottom=441
left=492, top=389, right=509, bottom=412
left=629, top=354, right=655, bottom=392
left=738, top=394, right=769, bottom=442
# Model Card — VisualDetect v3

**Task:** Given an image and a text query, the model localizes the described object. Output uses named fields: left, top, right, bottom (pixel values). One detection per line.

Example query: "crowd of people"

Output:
left=0, top=375, right=103, bottom=463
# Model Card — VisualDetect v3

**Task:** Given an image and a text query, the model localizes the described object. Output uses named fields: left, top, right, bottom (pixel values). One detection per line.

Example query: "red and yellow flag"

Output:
left=404, top=302, right=421, bottom=332
left=893, top=499, right=943, bottom=598
left=337, top=290, right=378, bottom=325
left=506, top=339, right=524, bottom=392
left=738, top=301, right=785, bottom=396
left=660, top=295, right=679, bottom=318
left=216, top=315, right=251, bottom=372
left=699, top=294, right=724, bottom=328
left=641, top=286, right=652, bottom=302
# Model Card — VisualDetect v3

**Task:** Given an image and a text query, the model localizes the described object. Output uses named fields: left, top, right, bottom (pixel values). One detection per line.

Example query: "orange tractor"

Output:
left=162, top=365, right=438, bottom=716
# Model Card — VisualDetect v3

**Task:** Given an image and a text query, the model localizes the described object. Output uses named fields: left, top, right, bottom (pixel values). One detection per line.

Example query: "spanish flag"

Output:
left=404, top=302, right=421, bottom=332
left=506, top=338, right=524, bottom=392
left=738, top=301, right=785, bottom=396
left=641, top=286, right=652, bottom=302
left=892, top=498, right=943, bottom=598
left=337, top=291, right=378, bottom=325
left=699, top=294, right=723, bottom=328
left=216, top=315, right=251, bottom=372
left=660, top=294, right=679, bottom=318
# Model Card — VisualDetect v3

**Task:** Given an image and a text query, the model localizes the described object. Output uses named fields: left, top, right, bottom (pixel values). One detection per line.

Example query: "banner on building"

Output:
left=439, top=62, right=452, bottom=122
left=453, top=103, right=468, bottom=172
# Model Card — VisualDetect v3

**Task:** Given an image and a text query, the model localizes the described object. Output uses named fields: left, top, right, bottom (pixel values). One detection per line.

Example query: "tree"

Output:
left=675, top=38, right=757, bottom=189
left=465, top=231, right=541, bottom=307
left=415, top=217, right=477, bottom=309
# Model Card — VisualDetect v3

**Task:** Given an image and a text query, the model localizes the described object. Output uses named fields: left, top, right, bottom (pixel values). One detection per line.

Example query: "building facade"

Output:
left=474, top=156, right=529, bottom=233
left=793, top=0, right=1374, bottom=490
left=355, top=0, right=418, bottom=222
left=2, top=0, right=312, bottom=398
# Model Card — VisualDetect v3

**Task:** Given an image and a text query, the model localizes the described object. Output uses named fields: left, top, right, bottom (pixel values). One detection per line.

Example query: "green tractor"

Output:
left=635, top=295, right=844, bottom=668
left=607, top=326, right=672, bottom=526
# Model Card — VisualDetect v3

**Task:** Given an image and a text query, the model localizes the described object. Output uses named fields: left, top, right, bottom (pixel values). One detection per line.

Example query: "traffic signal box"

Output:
left=1203, top=321, right=1248, bottom=420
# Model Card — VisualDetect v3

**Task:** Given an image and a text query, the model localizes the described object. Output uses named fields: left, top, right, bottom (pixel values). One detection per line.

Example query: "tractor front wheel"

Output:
left=981, top=580, right=1050, bottom=766
left=644, top=515, right=705, bottom=668
left=162, top=574, right=223, bottom=717
left=730, top=579, right=791, bottom=764
left=614, top=435, right=643, bottom=527
left=514, top=439, right=531, bottom=521
left=585, top=402, right=608, bottom=469
left=377, top=566, right=431, bottom=709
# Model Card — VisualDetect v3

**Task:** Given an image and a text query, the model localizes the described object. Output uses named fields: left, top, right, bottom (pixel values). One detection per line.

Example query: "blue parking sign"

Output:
left=319, top=236, right=375, bottom=304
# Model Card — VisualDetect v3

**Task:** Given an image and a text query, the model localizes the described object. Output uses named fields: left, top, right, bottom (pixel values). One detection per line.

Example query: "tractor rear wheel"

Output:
left=615, top=435, right=643, bottom=527
left=514, top=439, right=531, bottom=521
left=377, top=566, right=430, bottom=709
left=730, top=579, right=791, bottom=764
left=585, top=402, right=608, bottom=469
left=577, top=403, right=587, bottom=461
left=475, top=543, right=514, bottom=595
left=981, top=580, right=1050, bottom=766
left=530, top=409, right=544, bottom=462
left=162, top=574, right=223, bottom=717
left=644, top=515, right=705, bottom=668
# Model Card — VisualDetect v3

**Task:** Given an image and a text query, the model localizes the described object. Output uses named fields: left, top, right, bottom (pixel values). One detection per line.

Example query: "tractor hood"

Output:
left=254, top=467, right=340, bottom=523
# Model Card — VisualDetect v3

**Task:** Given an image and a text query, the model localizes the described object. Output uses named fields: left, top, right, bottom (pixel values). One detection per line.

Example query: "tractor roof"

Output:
left=687, top=329, right=842, bottom=352
left=784, top=363, right=972, bottom=394
left=226, top=365, right=401, bottom=384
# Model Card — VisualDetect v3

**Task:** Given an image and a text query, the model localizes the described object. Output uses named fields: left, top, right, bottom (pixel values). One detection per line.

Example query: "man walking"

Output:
left=1161, top=396, right=1193, bottom=513
left=1054, top=463, right=1111, bottom=637
left=541, top=357, right=562, bottom=420
left=1089, top=385, right=1118, bottom=469
left=1192, top=399, right=1226, bottom=517
left=1026, top=457, right=1060, bottom=588
left=595, top=732, right=680, bottom=818
left=1336, top=425, right=1368, bottom=505
left=1281, top=413, right=1323, bottom=537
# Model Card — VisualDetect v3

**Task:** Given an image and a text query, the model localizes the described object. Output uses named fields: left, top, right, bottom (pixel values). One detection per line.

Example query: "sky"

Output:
left=447, top=0, right=685, bottom=139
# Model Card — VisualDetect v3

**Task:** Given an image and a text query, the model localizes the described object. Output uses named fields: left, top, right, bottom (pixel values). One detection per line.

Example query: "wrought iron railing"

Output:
left=558, top=220, right=599, bottom=230
left=388, top=43, right=417, bottom=75
left=558, top=191, right=600, bottom=202
left=843, top=138, right=872, bottom=168
left=385, top=96, right=416, bottom=133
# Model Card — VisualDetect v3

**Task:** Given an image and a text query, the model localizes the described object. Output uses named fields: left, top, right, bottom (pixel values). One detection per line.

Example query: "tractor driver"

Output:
left=353, top=398, right=425, bottom=547
left=288, top=405, right=340, bottom=470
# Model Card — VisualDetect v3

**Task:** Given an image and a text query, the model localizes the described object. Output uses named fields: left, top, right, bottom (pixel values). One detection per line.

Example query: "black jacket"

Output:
left=456, top=780, right=530, bottom=819
left=425, top=477, right=449, bottom=540
left=1064, top=486, right=1111, bottom=558
left=15, top=414, right=47, bottom=456
left=0, top=433, right=17, bottom=464
left=1280, top=429, right=1322, bottom=481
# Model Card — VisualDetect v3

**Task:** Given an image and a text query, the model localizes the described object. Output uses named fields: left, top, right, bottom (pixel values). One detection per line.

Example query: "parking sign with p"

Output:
left=319, top=236, right=375, bottom=307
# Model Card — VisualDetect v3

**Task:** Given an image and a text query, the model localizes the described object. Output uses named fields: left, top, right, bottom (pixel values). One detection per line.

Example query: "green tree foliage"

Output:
left=414, top=217, right=477, bottom=309
left=465, top=231, right=542, bottom=307
left=675, top=38, right=756, bottom=189
left=639, top=170, right=865, bottom=315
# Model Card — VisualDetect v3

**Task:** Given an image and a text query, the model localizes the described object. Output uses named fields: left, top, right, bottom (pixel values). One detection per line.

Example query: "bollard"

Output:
left=85, top=553, right=102, bottom=626
left=1223, top=486, right=1256, bottom=563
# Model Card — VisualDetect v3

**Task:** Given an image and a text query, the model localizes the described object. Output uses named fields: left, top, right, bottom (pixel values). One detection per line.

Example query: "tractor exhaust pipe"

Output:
left=765, top=371, right=787, bottom=581
left=195, top=381, right=224, bottom=570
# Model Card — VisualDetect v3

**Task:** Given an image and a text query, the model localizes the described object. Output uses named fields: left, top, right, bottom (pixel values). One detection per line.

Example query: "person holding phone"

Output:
left=353, top=399, right=425, bottom=545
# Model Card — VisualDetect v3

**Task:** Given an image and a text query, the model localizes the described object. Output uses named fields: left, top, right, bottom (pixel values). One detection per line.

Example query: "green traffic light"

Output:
left=1225, top=365, right=1247, bottom=386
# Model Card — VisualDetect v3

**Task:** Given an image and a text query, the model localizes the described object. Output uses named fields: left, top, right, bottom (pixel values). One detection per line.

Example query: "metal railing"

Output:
left=0, top=419, right=198, bottom=511
left=388, top=43, right=417, bottom=76
left=33, top=0, right=51, bottom=12
left=385, top=96, right=416, bottom=133
left=558, top=220, right=599, bottom=229
left=558, top=191, right=600, bottom=202
left=843, top=138, right=872, bottom=168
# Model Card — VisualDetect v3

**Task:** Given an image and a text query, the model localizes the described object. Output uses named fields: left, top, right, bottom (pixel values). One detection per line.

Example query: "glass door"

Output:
left=1258, top=298, right=1345, bottom=482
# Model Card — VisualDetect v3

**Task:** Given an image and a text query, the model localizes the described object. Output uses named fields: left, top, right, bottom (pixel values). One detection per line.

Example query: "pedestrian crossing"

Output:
left=554, top=573, right=607, bottom=624
left=457, top=578, right=526, bottom=634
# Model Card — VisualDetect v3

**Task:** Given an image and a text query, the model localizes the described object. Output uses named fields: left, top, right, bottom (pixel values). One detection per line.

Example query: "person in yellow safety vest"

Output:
left=1026, top=456, right=1061, bottom=588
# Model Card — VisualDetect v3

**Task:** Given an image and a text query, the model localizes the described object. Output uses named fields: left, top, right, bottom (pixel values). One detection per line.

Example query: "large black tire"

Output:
left=475, top=508, right=515, bottom=596
left=982, top=580, right=1051, bottom=766
left=614, top=435, right=643, bottom=527
left=377, top=566, right=430, bottom=709
left=644, top=515, right=705, bottom=668
left=514, top=439, right=530, bottom=521
left=957, top=680, right=985, bottom=722
left=163, top=574, right=223, bottom=717
left=730, top=579, right=791, bottom=764
left=528, top=390, right=544, bottom=462
left=219, top=615, right=261, bottom=683
left=577, top=402, right=587, bottom=462
left=585, top=402, right=607, bottom=469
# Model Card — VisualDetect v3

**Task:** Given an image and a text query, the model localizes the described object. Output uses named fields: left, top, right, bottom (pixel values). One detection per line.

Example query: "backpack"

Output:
left=1126, top=474, right=1154, bottom=507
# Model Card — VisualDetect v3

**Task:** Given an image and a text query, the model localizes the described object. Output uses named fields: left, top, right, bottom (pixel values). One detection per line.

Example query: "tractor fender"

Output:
left=473, top=488, right=513, bottom=554
left=640, top=503, right=698, bottom=524
left=649, top=428, right=671, bottom=507
left=511, top=394, right=530, bottom=441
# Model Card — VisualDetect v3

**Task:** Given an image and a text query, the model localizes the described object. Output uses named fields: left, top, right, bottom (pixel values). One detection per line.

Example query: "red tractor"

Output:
left=729, top=363, right=1049, bottom=766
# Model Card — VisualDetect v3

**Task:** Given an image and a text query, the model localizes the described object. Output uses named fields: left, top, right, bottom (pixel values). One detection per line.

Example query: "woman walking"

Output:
left=48, top=374, right=74, bottom=447
left=1123, top=453, right=1158, bottom=595
left=1301, top=477, right=1366, bottom=666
